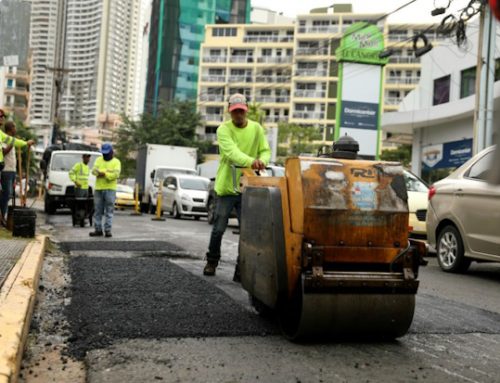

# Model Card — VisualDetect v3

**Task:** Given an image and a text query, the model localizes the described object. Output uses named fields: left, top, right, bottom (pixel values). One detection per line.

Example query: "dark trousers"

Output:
left=207, top=194, right=242, bottom=262
left=0, top=171, right=15, bottom=219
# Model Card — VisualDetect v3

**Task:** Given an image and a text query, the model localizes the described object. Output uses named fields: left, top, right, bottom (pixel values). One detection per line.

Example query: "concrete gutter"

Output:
left=0, top=235, right=47, bottom=383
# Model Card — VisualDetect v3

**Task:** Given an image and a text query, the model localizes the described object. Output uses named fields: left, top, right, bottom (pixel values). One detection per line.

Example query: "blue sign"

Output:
left=422, top=139, right=473, bottom=169
left=340, top=100, right=379, bottom=130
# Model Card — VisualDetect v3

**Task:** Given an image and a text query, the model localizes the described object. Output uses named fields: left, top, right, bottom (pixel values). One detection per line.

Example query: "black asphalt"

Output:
left=59, top=240, right=185, bottom=253
left=65, top=256, right=278, bottom=359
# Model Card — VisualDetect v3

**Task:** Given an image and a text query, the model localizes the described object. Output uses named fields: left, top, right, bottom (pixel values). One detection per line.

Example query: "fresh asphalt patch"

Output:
left=58, top=240, right=185, bottom=254
left=65, top=256, right=278, bottom=359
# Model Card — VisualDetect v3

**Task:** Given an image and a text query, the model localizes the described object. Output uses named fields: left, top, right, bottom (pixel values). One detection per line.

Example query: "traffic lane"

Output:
left=85, top=334, right=500, bottom=383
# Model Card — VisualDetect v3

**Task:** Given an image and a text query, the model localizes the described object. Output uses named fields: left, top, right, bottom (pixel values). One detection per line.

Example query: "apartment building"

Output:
left=0, top=58, right=31, bottom=124
left=197, top=7, right=443, bottom=145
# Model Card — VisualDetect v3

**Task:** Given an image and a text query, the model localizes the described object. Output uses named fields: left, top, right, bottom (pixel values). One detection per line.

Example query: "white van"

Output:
left=44, top=150, right=101, bottom=214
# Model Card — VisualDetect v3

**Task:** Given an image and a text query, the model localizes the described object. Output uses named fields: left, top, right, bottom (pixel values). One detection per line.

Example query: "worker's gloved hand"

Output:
left=251, top=159, right=266, bottom=171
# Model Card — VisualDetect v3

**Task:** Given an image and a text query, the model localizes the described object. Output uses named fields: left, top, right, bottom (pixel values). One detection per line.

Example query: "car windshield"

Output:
left=156, top=168, right=196, bottom=180
left=179, top=178, right=209, bottom=191
left=116, top=184, right=133, bottom=194
left=404, top=171, right=428, bottom=192
left=51, top=153, right=99, bottom=171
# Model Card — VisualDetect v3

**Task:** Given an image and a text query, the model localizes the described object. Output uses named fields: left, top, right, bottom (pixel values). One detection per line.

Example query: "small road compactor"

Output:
left=239, top=149, right=425, bottom=340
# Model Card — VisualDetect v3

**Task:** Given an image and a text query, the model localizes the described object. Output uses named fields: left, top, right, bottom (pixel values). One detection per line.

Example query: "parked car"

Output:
left=206, top=166, right=285, bottom=224
left=160, top=174, right=210, bottom=219
left=115, top=184, right=135, bottom=209
left=403, top=170, right=429, bottom=239
left=427, top=146, right=499, bottom=272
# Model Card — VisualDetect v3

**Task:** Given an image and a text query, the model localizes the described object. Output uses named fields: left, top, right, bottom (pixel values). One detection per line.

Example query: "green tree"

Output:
left=115, top=100, right=209, bottom=177
left=247, top=101, right=266, bottom=127
left=380, top=144, right=412, bottom=167
left=277, top=122, right=321, bottom=159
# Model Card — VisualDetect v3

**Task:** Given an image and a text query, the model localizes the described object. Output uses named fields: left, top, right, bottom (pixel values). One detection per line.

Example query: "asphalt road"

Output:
left=20, top=208, right=500, bottom=383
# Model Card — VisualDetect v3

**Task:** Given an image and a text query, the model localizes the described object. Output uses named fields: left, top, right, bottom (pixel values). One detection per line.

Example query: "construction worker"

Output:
left=203, top=93, right=271, bottom=279
left=69, top=153, right=91, bottom=198
left=89, top=143, right=121, bottom=238
left=0, top=119, right=34, bottom=226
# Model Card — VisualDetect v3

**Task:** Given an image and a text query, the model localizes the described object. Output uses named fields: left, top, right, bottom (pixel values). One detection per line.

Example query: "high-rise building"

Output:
left=144, top=0, right=251, bottom=115
left=0, top=0, right=32, bottom=66
left=197, top=7, right=444, bottom=146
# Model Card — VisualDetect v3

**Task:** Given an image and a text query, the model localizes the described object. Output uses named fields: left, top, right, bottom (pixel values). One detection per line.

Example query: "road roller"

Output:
left=238, top=151, right=425, bottom=340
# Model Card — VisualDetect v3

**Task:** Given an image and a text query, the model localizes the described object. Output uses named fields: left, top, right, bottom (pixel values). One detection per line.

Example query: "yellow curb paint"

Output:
left=0, top=235, right=47, bottom=383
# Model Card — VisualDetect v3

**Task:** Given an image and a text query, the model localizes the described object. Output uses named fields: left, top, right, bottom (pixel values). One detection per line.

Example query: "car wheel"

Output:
left=437, top=225, right=471, bottom=273
left=207, top=198, right=215, bottom=225
left=44, top=195, right=56, bottom=215
left=173, top=203, right=181, bottom=219
left=194, top=216, right=200, bottom=221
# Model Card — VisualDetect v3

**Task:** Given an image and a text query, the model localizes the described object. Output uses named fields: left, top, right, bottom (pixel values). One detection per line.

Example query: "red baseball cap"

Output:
left=228, top=93, right=248, bottom=112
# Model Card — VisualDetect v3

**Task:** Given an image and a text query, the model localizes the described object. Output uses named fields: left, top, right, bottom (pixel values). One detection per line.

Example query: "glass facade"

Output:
left=145, top=0, right=250, bottom=115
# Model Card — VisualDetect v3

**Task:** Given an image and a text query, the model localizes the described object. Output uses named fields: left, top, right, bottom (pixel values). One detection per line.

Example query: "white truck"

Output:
left=135, top=144, right=197, bottom=213
left=42, top=150, right=102, bottom=214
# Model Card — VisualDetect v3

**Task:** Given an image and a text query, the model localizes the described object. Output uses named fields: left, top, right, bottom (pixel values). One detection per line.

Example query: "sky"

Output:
left=250, top=0, right=475, bottom=24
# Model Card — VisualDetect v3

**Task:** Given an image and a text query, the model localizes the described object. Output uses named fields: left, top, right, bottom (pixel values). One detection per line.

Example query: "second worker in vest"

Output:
left=69, top=153, right=91, bottom=198
left=89, top=143, right=121, bottom=238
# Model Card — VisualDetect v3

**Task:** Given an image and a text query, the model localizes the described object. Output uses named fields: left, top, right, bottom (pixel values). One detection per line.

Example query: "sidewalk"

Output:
left=0, top=233, right=29, bottom=289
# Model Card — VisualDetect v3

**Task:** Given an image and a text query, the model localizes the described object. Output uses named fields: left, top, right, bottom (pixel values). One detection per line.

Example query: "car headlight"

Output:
left=181, top=194, right=191, bottom=201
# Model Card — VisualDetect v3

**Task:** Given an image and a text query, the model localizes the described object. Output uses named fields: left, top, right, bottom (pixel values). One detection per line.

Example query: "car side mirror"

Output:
left=167, top=184, right=176, bottom=191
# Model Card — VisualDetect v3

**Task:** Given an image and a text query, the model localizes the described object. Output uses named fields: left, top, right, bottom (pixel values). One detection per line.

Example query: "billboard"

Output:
left=422, top=139, right=473, bottom=169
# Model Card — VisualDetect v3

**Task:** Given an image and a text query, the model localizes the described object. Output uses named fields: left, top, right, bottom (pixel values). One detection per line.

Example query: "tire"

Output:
left=44, top=195, right=56, bottom=215
left=249, top=295, right=274, bottom=319
left=207, top=198, right=215, bottom=225
left=172, top=203, right=181, bottom=219
left=194, top=216, right=200, bottom=221
left=436, top=225, right=471, bottom=273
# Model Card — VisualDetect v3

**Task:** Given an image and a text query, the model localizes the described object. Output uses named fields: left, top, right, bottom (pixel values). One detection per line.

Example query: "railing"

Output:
left=294, top=90, right=326, bottom=98
left=199, top=94, right=225, bottom=102
left=229, top=56, right=254, bottom=63
left=265, top=116, right=283, bottom=123
left=255, top=96, right=290, bottom=103
left=388, top=34, right=409, bottom=42
left=384, top=97, right=403, bottom=105
left=386, top=77, right=420, bottom=85
left=295, top=69, right=328, bottom=77
left=201, top=75, right=226, bottom=82
left=296, top=47, right=329, bottom=55
left=228, top=75, right=253, bottom=83
left=243, top=36, right=294, bottom=43
left=257, top=56, right=292, bottom=63
left=298, top=26, right=340, bottom=34
left=388, top=56, right=421, bottom=64
left=293, top=112, right=325, bottom=119
left=205, top=114, right=224, bottom=122
left=203, top=133, right=217, bottom=141
left=202, top=56, right=227, bottom=63
left=255, top=76, right=290, bottom=83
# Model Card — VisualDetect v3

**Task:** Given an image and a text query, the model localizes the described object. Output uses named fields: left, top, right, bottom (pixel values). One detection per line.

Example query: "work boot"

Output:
left=89, top=230, right=103, bottom=237
left=203, top=261, right=218, bottom=276
left=105, top=231, right=112, bottom=238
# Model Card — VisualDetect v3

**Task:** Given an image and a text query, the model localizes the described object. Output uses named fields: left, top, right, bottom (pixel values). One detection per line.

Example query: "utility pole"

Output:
left=45, top=66, right=71, bottom=144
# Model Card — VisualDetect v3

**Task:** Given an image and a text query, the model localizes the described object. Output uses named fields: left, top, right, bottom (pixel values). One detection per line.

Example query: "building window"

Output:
left=433, top=75, right=450, bottom=105
left=212, top=27, right=237, bottom=37
left=460, top=66, right=476, bottom=98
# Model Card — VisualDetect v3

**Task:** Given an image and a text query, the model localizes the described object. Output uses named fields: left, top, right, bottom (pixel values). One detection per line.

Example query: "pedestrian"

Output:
left=89, top=143, right=121, bottom=238
left=69, top=153, right=91, bottom=198
left=203, top=93, right=271, bottom=279
left=0, top=119, right=34, bottom=226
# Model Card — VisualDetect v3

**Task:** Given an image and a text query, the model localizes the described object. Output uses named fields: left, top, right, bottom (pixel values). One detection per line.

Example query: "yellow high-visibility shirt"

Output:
left=92, top=157, right=121, bottom=191
left=0, top=131, right=27, bottom=162
left=69, top=162, right=90, bottom=190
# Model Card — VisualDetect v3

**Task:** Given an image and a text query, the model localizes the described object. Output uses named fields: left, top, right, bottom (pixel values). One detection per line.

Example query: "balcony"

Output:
left=202, top=133, right=217, bottom=141
left=296, top=47, right=329, bottom=55
left=255, top=96, right=290, bottom=103
left=293, top=111, right=325, bottom=120
left=298, top=26, right=340, bottom=34
left=388, top=34, right=409, bottom=42
left=388, top=56, right=421, bottom=64
left=4, top=87, right=29, bottom=97
left=294, top=90, right=326, bottom=98
left=243, top=36, right=294, bottom=43
left=201, top=75, right=226, bottom=83
left=229, top=56, right=254, bottom=63
left=295, top=69, right=328, bottom=77
left=386, top=77, right=420, bottom=85
left=5, top=70, right=29, bottom=81
left=255, top=75, right=290, bottom=83
left=202, top=56, right=227, bottom=63
left=199, top=94, right=225, bottom=102
left=257, top=56, right=292, bottom=64
left=205, top=114, right=224, bottom=122
left=265, top=116, right=284, bottom=123
left=384, top=97, right=403, bottom=105
left=228, top=75, right=253, bottom=83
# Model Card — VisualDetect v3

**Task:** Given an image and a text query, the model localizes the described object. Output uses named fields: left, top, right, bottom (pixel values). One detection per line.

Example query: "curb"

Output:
left=0, top=235, right=47, bottom=383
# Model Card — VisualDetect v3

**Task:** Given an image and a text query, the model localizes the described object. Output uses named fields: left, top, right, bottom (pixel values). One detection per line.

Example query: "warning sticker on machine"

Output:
left=351, top=182, right=377, bottom=210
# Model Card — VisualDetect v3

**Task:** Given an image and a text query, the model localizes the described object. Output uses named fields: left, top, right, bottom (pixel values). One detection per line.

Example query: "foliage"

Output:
left=115, top=100, right=209, bottom=177
left=277, top=122, right=322, bottom=159
left=380, top=144, right=412, bottom=167
left=247, top=101, right=266, bottom=127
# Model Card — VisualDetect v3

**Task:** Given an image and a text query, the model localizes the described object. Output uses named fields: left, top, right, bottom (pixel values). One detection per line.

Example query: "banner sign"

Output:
left=335, top=23, right=386, bottom=159
left=422, top=139, right=473, bottom=169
